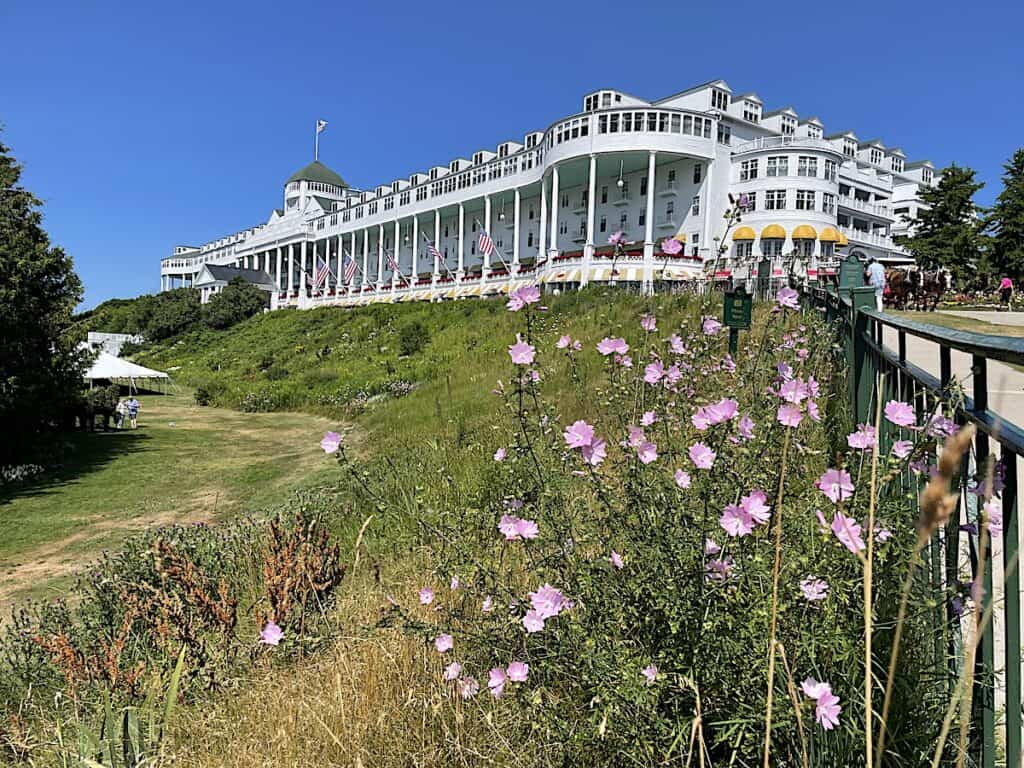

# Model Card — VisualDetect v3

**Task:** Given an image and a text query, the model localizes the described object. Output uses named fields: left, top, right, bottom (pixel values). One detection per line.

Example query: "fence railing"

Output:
left=806, top=273, right=1023, bottom=767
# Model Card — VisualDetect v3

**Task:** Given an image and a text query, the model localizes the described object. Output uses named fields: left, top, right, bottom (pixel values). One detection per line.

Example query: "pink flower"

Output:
left=779, top=378, right=809, bottom=404
left=434, top=634, right=454, bottom=653
left=581, top=438, right=607, bottom=466
left=741, top=490, right=771, bottom=525
left=530, top=584, right=568, bottom=619
left=892, top=440, right=914, bottom=459
left=444, top=661, right=462, bottom=681
left=419, top=586, right=435, bottom=605
left=488, top=667, right=507, bottom=698
left=776, top=361, right=794, bottom=381
left=816, top=468, right=855, bottom=504
left=450, top=576, right=460, bottom=591
left=702, top=317, right=722, bottom=335
left=884, top=400, right=916, bottom=428
left=516, top=284, right=541, bottom=306
left=800, top=577, right=829, bottom=601
left=320, top=431, right=341, bottom=454
left=507, top=661, right=529, bottom=683
left=564, top=420, right=595, bottom=449
left=498, top=515, right=538, bottom=541
left=556, top=334, right=572, bottom=349
left=482, top=596, right=494, bottom=613
left=802, top=678, right=841, bottom=729
left=674, top=469, right=691, bottom=489
left=494, top=447, right=507, bottom=462
left=706, top=398, right=739, bottom=424
left=508, top=334, right=535, bottom=365
left=597, top=337, right=629, bottom=356
left=806, top=399, right=821, bottom=422
left=616, top=354, right=632, bottom=368
left=644, top=360, right=665, bottom=384
left=515, top=518, right=539, bottom=540
left=689, top=442, right=716, bottom=470
left=801, top=678, right=830, bottom=699
left=642, top=664, right=659, bottom=685
left=847, top=424, right=877, bottom=450
left=720, top=503, right=754, bottom=537
left=704, top=538, right=721, bottom=555
left=522, top=610, right=545, bottom=633
left=641, top=314, right=657, bottom=333
left=636, top=440, right=658, bottom=465
left=626, top=426, right=645, bottom=448
left=669, top=334, right=686, bottom=354
left=738, top=415, right=755, bottom=440
left=259, top=620, right=284, bottom=646
left=692, top=408, right=711, bottom=431
left=457, top=677, right=479, bottom=699
left=776, top=286, right=800, bottom=310
left=665, top=364, right=682, bottom=384
left=831, top=512, right=866, bottom=554
left=776, top=403, right=803, bottom=428
left=610, top=550, right=624, bottom=569
left=985, top=498, right=1003, bottom=537
left=608, top=229, right=625, bottom=245
left=641, top=410, right=657, bottom=427
left=661, top=237, right=683, bottom=255
left=706, top=556, right=734, bottom=581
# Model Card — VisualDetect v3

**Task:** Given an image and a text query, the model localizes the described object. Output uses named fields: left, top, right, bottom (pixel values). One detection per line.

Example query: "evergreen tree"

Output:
left=986, top=148, right=1024, bottom=282
left=0, top=137, right=84, bottom=460
left=201, top=277, right=268, bottom=330
left=898, top=163, right=984, bottom=285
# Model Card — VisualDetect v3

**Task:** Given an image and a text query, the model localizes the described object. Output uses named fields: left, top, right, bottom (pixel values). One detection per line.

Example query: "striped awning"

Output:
left=458, top=284, right=484, bottom=297
left=542, top=268, right=581, bottom=284
left=659, top=266, right=699, bottom=281
left=590, top=266, right=643, bottom=282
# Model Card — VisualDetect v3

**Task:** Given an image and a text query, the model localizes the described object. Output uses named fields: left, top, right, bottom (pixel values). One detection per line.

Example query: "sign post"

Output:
left=723, top=286, right=752, bottom=355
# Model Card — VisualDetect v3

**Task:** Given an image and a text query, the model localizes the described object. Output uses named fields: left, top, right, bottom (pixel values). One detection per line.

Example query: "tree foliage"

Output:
left=898, top=163, right=985, bottom=285
left=0, top=137, right=84, bottom=461
left=985, top=148, right=1024, bottom=281
left=201, top=277, right=268, bottom=330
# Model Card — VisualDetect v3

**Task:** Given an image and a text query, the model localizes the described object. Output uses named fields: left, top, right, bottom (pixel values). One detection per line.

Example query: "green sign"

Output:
left=723, top=287, right=752, bottom=329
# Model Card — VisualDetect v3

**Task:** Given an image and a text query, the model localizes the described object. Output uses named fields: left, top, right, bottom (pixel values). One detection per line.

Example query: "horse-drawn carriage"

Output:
left=883, top=267, right=951, bottom=311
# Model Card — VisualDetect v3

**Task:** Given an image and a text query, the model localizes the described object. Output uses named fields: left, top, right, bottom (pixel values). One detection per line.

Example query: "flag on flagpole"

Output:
left=385, top=249, right=400, bottom=274
left=427, top=240, right=443, bottom=267
left=477, top=229, right=495, bottom=259
left=314, top=258, right=329, bottom=288
left=316, top=119, right=328, bottom=134
left=343, top=254, right=357, bottom=284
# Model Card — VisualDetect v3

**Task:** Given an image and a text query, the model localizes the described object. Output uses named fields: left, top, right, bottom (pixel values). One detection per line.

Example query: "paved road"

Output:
left=941, top=310, right=1024, bottom=328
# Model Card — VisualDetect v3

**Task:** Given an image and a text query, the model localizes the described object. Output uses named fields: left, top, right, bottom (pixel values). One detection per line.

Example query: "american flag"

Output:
left=478, top=229, right=495, bottom=258
left=427, top=240, right=443, bottom=266
left=385, top=249, right=400, bottom=274
left=342, top=254, right=357, bottom=284
left=313, top=257, right=330, bottom=287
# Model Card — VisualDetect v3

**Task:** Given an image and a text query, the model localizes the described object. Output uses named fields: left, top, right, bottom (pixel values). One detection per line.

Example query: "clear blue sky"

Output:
left=3, top=0, right=1022, bottom=310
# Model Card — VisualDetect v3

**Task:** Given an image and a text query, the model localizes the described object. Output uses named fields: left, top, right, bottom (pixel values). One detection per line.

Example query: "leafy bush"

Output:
left=194, top=387, right=211, bottom=406
left=239, top=389, right=277, bottom=413
left=398, top=320, right=430, bottom=357
left=202, top=278, right=269, bottom=330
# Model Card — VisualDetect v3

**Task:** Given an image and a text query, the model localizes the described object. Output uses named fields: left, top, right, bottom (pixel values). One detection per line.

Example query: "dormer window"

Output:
left=781, top=116, right=796, bottom=135
left=711, top=89, right=729, bottom=111
left=601, top=92, right=612, bottom=107
left=743, top=102, right=760, bottom=123
left=450, top=161, right=459, bottom=172
left=806, top=124, right=822, bottom=138
left=922, top=168, right=933, bottom=184
left=498, top=144, right=509, bottom=158
left=891, top=157, right=904, bottom=173
left=844, top=141, right=856, bottom=158
left=870, top=148, right=883, bottom=165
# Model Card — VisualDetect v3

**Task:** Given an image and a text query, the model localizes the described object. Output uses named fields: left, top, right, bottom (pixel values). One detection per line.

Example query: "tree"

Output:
left=145, top=287, right=201, bottom=340
left=0, top=137, right=85, bottom=461
left=897, top=163, right=985, bottom=286
left=986, top=148, right=1024, bottom=282
left=201, top=277, right=268, bottom=330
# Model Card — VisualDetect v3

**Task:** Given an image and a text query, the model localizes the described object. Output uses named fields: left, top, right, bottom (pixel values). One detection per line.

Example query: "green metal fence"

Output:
left=807, top=262, right=1023, bottom=767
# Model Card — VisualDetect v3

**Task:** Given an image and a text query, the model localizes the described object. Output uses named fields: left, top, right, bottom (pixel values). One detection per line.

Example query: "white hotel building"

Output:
left=160, top=80, right=935, bottom=307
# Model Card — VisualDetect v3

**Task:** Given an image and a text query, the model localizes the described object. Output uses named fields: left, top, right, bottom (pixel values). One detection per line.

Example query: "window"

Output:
left=559, top=221, right=567, bottom=235
left=717, top=123, right=731, bottom=144
left=891, top=157, right=904, bottom=173
left=399, top=191, right=410, bottom=206
left=765, top=190, right=787, bottom=210
left=690, top=233, right=700, bottom=257
left=561, top=193, right=569, bottom=208
left=743, top=103, right=760, bottom=123
left=383, top=197, right=394, bottom=211
left=744, top=191, right=756, bottom=211
left=472, top=220, right=477, bottom=233
left=824, top=159, right=837, bottom=182
left=740, top=159, right=758, bottom=181
left=416, top=187, right=427, bottom=202
left=693, top=164, right=702, bottom=184
left=711, top=89, right=730, bottom=110
left=735, top=240, right=753, bottom=259
left=670, top=114, right=680, bottom=133
left=369, top=201, right=378, bottom=215
left=797, top=156, right=818, bottom=177
left=638, top=211, right=646, bottom=227
left=528, top=231, right=534, bottom=247
left=640, top=177, right=648, bottom=196
left=922, top=168, right=933, bottom=184
left=796, top=190, right=815, bottom=210
left=894, top=206, right=910, bottom=216
left=667, top=169, right=676, bottom=183
left=599, top=215, right=606, bottom=233
left=619, top=212, right=628, bottom=230
left=870, top=148, right=883, bottom=165
left=781, top=117, right=796, bottom=135
left=529, top=206, right=535, bottom=220
left=600, top=185, right=608, bottom=204
left=666, top=201, right=674, bottom=220
left=762, top=239, right=783, bottom=258
left=843, top=141, right=856, bottom=158
left=822, top=193, right=836, bottom=215
left=766, top=156, right=788, bottom=176
left=691, top=195, right=700, bottom=216
left=621, top=180, right=629, bottom=199
left=797, top=239, right=814, bottom=258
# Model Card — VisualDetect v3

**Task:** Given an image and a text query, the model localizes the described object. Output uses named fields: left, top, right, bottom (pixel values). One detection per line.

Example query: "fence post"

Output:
left=848, top=286, right=876, bottom=424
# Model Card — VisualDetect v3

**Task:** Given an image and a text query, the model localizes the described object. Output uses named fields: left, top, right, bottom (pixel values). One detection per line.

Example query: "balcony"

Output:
left=655, top=217, right=678, bottom=230
left=839, top=196, right=892, bottom=218
left=839, top=226, right=906, bottom=253
left=611, top=194, right=632, bottom=207
left=732, top=136, right=840, bottom=155
left=657, top=180, right=679, bottom=197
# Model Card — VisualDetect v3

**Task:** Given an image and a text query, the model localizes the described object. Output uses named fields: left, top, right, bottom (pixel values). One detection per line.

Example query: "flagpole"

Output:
left=474, top=218, right=512, bottom=274
left=314, top=125, right=319, bottom=161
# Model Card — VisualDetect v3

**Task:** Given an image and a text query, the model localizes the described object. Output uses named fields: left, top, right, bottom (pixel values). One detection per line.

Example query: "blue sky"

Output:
left=3, top=0, right=1022, bottom=310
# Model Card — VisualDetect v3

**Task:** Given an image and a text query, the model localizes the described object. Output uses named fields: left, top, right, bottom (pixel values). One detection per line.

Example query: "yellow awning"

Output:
left=818, top=226, right=841, bottom=243
left=838, top=232, right=849, bottom=246
left=792, top=224, right=817, bottom=240
left=732, top=226, right=756, bottom=241
left=761, top=224, right=786, bottom=240
left=673, top=232, right=687, bottom=243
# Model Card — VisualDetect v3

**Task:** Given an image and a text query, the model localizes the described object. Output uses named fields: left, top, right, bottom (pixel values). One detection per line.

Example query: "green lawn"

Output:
left=892, top=310, right=1024, bottom=338
left=0, top=393, right=347, bottom=608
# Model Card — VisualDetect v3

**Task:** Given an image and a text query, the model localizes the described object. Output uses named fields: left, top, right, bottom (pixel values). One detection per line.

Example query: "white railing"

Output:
left=839, top=196, right=892, bottom=218
left=839, top=226, right=906, bottom=252
left=732, top=136, right=840, bottom=155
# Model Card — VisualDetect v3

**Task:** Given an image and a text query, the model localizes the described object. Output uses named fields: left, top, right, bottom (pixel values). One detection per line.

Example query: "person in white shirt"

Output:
left=865, top=258, right=887, bottom=311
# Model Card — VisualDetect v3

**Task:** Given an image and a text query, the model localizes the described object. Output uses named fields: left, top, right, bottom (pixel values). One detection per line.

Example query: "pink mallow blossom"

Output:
left=831, top=512, right=866, bottom=554
left=892, top=440, right=914, bottom=459
left=522, top=610, right=545, bottom=633
left=457, top=677, right=479, bottom=699
left=493, top=447, right=507, bottom=462
left=444, top=662, right=462, bottom=681
left=418, top=586, right=435, bottom=605
left=674, top=469, right=691, bottom=489
left=702, top=317, right=722, bottom=335
left=564, top=420, right=595, bottom=449
left=689, top=442, right=716, bottom=470
left=776, top=286, right=800, bottom=310
left=581, top=438, right=607, bottom=467
left=508, top=334, right=535, bottom=365
left=742, top=490, right=771, bottom=525
left=320, top=432, right=341, bottom=454
left=636, top=440, right=658, bottom=465
left=530, top=583, right=569, bottom=619
left=597, top=337, right=629, bottom=356
left=506, top=284, right=541, bottom=311
left=610, top=551, right=624, bottom=569
left=847, top=424, right=877, bottom=450
left=800, top=577, right=829, bottom=601
left=884, top=400, right=916, bottom=428
left=720, top=504, right=755, bottom=537
left=642, top=664, right=659, bottom=685
left=984, top=498, right=1003, bottom=537
left=777, top=403, right=803, bottom=428
left=506, top=661, right=529, bottom=682
left=259, top=621, right=284, bottom=646
left=641, top=410, right=657, bottom=427
left=816, top=469, right=854, bottom=504
left=644, top=360, right=665, bottom=384
left=434, top=634, right=453, bottom=653
left=498, top=515, right=538, bottom=541
left=802, top=678, right=841, bottom=730
left=641, top=314, right=657, bottom=333
left=488, top=667, right=507, bottom=697
left=738, top=415, right=755, bottom=440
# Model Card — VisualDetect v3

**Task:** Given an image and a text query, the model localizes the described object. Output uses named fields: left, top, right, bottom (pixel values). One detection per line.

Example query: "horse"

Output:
left=913, top=269, right=951, bottom=312
left=884, top=268, right=913, bottom=310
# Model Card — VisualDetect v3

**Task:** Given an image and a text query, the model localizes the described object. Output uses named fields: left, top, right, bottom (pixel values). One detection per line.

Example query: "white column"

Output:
left=377, top=224, right=384, bottom=289
left=583, top=153, right=597, bottom=286
left=412, top=215, right=419, bottom=282
left=275, top=247, right=282, bottom=292
left=361, top=229, right=369, bottom=288
left=433, top=209, right=441, bottom=280
left=539, top=176, right=548, bottom=260
left=393, top=219, right=401, bottom=288
left=457, top=203, right=465, bottom=274
left=264, top=251, right=270, bottom=274
left=512, top=187, right=521, bottom=268
left=288, top=244, right=295, bottom=294
left=300, top=241, right=308, bottom=294
left=483, top=195, right=492, bottom=277
left=643, top=151, right=657, bottom=292
left=335, top=235, right=342, bottom=294
left=548, top=165, right=560, bottom=258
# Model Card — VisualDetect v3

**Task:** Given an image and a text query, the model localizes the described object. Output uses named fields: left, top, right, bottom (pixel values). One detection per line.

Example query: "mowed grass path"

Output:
left=0, top=394, right=348, bottom=609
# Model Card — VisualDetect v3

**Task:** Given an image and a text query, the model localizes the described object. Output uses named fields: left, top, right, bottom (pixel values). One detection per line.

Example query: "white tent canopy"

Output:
left=84, top=352, right=170, bottom=392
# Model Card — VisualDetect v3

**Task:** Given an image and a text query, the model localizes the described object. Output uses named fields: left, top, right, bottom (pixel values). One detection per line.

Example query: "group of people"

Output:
left=865, top=257, right=1015, bottom=312
left=115, top=396, right=140, bottom=429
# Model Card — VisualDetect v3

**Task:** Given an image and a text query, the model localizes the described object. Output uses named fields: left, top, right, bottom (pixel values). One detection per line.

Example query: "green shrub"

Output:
left=398, top=320, right=430, bottom=357
left=194, top=387, right=211, bottom=406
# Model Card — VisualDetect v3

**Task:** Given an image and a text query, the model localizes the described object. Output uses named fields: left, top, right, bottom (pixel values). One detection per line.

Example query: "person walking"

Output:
left=999, top=275, right=1014, bottom=310
left=865, top=258, right=887, bottom=311
left=126, top=395, right=140, bottom=429
left=115, top=398, right=126, bottom=429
